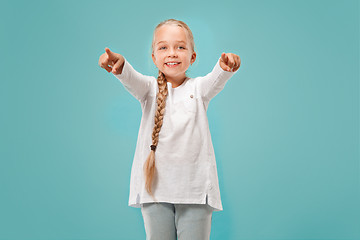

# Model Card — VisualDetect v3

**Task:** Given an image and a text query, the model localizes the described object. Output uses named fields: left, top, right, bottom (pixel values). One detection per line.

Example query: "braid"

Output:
left=143, top=70, right=168, bottom=199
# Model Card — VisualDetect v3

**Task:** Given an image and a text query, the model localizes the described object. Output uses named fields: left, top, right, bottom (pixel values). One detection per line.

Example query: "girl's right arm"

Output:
left=98, top=47, right=152, bottom=102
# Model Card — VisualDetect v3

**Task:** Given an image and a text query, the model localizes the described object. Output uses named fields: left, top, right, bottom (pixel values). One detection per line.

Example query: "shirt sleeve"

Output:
left=113, top=57, right=153, bottom=102
left=197, top=57, right=237, bottom=102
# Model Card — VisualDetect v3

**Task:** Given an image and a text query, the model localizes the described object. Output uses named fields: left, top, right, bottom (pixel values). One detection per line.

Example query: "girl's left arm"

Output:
left=197, top=52, right=241, bottom=101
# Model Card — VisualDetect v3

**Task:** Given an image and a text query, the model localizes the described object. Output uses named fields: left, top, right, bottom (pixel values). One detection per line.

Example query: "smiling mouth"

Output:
left=165, top=62, right=181, bottom=67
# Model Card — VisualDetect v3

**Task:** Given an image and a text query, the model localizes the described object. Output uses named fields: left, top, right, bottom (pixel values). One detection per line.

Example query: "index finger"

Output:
left=105, top=47, right=114, bottom=59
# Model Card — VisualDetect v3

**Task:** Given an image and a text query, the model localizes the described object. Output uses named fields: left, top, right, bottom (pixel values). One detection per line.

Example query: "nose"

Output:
left=168, top=47, right=177, bottom=57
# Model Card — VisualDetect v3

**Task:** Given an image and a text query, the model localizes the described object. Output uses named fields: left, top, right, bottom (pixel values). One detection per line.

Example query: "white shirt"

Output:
left=114, top=57, right=236, bottom=211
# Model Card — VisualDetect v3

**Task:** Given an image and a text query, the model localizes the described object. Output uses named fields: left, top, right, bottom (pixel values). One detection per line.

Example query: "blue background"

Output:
left=1, top=0, right=359, bottom=239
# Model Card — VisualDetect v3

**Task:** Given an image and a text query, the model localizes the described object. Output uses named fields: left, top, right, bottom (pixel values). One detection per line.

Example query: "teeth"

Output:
left=166, top=62, right=179, bottom=65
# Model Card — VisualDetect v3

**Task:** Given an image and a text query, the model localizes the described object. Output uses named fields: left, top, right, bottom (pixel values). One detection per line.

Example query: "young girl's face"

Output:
left=152, top=24, right=196, bottom=83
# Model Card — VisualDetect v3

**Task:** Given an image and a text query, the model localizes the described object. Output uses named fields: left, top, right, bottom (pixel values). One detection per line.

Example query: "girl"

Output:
left=98, top=18, right=240, bottom=240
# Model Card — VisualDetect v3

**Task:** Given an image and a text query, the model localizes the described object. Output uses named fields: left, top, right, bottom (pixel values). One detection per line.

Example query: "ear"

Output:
left=152, top=53, right=156, bottom=65
left=190, top=52, right=197, bottom=65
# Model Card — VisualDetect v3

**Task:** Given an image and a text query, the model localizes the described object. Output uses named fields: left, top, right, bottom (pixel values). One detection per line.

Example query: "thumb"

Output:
left=221, top=52, right=228, bottom=64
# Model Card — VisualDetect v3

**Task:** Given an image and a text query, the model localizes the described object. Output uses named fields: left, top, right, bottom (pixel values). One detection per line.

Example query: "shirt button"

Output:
left=190, top=94, right=193, bottom=98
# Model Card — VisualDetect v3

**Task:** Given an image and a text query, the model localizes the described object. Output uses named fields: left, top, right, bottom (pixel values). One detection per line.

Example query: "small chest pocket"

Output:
left=182, top=94, right=197, bottom=113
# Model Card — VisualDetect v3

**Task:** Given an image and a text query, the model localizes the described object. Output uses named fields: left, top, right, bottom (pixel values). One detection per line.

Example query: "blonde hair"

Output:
left=143, top=19, right=195, bottom=199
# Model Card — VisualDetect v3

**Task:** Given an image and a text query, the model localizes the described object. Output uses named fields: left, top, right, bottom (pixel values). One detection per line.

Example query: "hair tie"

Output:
left=150, top=145, right=157, bottom=151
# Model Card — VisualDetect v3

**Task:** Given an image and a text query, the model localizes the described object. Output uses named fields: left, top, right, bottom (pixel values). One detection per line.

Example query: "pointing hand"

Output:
left=98, top=47, right=125, bottom=74
left=219, top=52, right=241, bottom=72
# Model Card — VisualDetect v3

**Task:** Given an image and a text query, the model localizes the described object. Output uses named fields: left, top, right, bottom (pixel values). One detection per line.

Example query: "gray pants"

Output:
left=140, top=202, right=214, bottom=240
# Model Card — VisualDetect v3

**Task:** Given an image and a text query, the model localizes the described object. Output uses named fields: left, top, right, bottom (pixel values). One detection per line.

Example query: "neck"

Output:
left=165, top=75, right=187, bottom=88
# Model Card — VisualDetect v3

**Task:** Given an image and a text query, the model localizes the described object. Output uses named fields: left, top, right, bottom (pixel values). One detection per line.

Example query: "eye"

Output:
left=179, top=46, right=185, bottom=49
left=159, top=46, right=166, bottom=50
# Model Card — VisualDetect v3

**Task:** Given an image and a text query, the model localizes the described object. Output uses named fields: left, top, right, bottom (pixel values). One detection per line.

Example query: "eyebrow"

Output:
left=156, top=40, right=187, bottom=45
